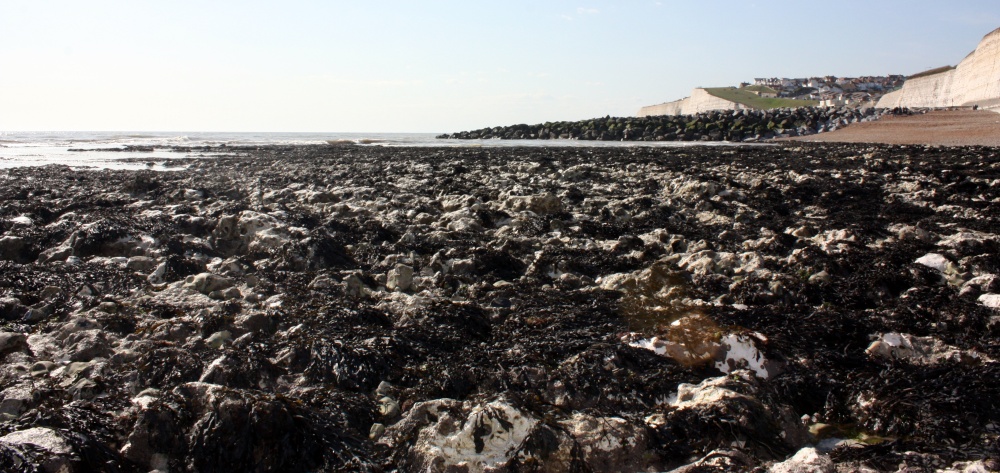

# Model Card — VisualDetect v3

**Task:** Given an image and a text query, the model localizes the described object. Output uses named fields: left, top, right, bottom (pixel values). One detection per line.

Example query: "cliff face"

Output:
left=877, top=27, right=1000, bottom=109
left=638, top=88, right=750, bottom=117
left=876, top=70, right=958, bottom=108
left=637, top=98, right=686, bottom=116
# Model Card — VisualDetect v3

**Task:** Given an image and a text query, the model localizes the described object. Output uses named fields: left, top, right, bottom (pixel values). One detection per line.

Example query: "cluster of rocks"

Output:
left=438, top=107, right=918, bottom=142
left=0, top=143, right=998, bottom=472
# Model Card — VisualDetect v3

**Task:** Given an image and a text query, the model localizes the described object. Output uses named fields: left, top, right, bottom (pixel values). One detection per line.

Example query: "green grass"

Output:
left=704, top=87, right=818, bottom=109
left=742, top=85, right=778, bottom=95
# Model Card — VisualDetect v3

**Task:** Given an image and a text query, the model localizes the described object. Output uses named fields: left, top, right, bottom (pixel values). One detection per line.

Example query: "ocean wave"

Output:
left=326, top=138, right=388, bottom=146
left=325, top=139, right=356, bottom=146
left=58, top=134, right=193, bottom=146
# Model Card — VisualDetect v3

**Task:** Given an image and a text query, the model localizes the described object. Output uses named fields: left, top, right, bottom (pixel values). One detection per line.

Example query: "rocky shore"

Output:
left=437, top=107, right=915, bottom=142
left=0, top=143, right=998, bottom=472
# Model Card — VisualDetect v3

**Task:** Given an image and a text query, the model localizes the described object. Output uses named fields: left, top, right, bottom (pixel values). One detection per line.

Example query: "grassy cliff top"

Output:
left=704, top=87, right=818, bottom=109
left=907, top=66, right=956, bottom=80
left=742, top=85, right=779, bottom=94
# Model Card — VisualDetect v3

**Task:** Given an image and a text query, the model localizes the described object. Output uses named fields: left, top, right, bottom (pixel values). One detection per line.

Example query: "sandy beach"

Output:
left=783, top=109, right=1000, bottom=146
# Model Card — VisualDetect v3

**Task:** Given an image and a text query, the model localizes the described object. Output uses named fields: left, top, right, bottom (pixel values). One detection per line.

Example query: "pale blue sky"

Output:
left=2, top=1, right=998, bottom=132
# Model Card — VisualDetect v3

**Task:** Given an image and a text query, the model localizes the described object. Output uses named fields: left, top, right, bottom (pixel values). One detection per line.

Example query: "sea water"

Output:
left=0, top=131, right=739, bottom=170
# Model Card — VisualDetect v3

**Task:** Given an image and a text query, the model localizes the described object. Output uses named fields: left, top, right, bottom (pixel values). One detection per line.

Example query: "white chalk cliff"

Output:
left=638, top=88, right=752, bottom=117
left=877, top=27, right=1000, bottom=110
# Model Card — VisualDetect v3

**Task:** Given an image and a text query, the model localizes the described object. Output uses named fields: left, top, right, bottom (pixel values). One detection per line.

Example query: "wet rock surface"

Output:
left=0, top=143, right=999, bottom=472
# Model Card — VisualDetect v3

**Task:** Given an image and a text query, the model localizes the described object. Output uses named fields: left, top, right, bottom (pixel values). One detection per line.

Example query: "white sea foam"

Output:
left=0, top=131, right=757, bottom=170
left=326, top=138, right=389, bottom=146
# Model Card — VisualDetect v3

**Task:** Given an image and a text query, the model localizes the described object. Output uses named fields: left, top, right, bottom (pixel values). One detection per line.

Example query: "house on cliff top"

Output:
left=640, top=74, right=901, bottom=117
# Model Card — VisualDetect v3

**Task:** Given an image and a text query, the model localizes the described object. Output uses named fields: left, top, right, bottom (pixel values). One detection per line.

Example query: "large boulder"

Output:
left=646, top=371, right=809, bottom=461
left=0, top=332, right=28, bottom=356
left=379, top=399, right=537, bottom=472
left=0, top=236, right=30, bottom=263
left=379, top=398, right=656, bottom=472
left=0, top=427, right=76, bottom=473
left=182, top=272, right=234, bottom=296
left=865, top=332, right=993, bottom=365
left=121, top=382, right=371, bottom=472
left=503, top=193, right=564, bottom=215
left=768, top=447, right=834, bottom=473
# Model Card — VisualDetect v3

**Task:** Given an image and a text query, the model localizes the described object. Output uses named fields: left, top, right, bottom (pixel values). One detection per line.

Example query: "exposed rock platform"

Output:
left=0, top=144, right=999, bottom=472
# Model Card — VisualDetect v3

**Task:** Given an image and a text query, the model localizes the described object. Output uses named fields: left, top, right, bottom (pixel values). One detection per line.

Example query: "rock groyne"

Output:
left=439, top=107, right=906, bottom=142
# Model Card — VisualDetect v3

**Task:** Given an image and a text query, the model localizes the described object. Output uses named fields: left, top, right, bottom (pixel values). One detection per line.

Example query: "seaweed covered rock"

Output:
left=0, top=427, right=76, bottom=473
left=379, top=398, right=537, bottom=471
left=0, top=143, right=999, bottom=471
left=122, top=382, right=372, bottom=472
left=646, top=371, right=809, bottom=461
left=378, top=397, right=654, bottom=472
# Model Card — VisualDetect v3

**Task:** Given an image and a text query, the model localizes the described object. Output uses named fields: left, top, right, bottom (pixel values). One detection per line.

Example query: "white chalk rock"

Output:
left=387, top=264, right=414, bottom=292
left=915, top=253, right=955, bottom=273
left=0, top=236, right=27, bottom=262
left=0, top=384, right=35, bottom=417
left=555, top=413, right=650, bottom=472
left=938, top=231, right=999, bottom=249
left=212, top=211, right=292, bottom=254
left=8, top=215, right=33, bottom=227
left=504, top=193, right=563, bottom=215
left=0, top=331, right=28, bottom=355
left=866, top=332, right=991, bottom=365
left=671, top=178, right=719, bottom=200
left=768, top=447, right=834, bottom=473
left=979, top=293, right=1000, bottom=309
left=811, top=229, right=857, bottom=254
left=0, top=427, right=75, bottom=472
left=148, top=284, right=220, bottom=311
left=147, top=261, right=167, bottom=284
left=624, top=315, right=777, bottom=378
left=183, top=273, right=234, bottom=295
left=937, top=460, right=994, bottom=473
left=380, top=399, right=538, bottom=473
left=672, top=373, right=758, bottom=410
left=716, top=333, right=774, bottom=379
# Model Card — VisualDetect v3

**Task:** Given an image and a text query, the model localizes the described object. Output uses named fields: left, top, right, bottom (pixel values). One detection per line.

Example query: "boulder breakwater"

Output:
left=438, top=107, right=911, bottom=143
left=0, top=143, right=998, bottom=472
